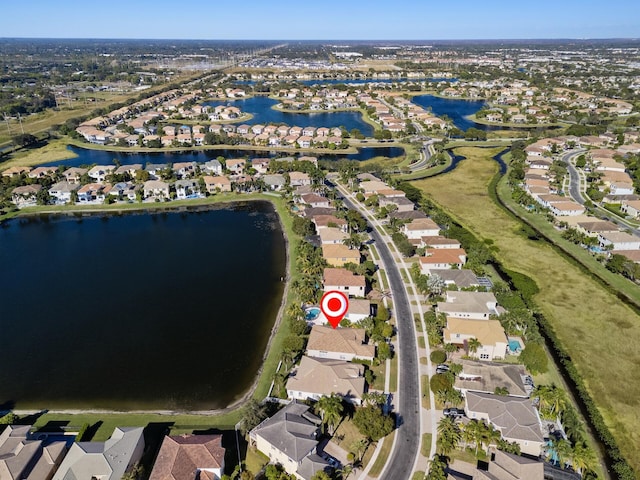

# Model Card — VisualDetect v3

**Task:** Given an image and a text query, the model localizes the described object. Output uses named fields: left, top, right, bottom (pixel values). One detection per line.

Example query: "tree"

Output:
left=311, top=472, right=331, bottom=480
left=437, top=416, right=461, bottom=455
left=571, top=441, right=598, bottom=475
left=520, top=343, right=548, bottom=374
left=533, top=384, right=567, bottom=420
left=467, top=338, right=482, bottom=358
left=0, top=412, right=18, bottom=424
left=427, top=455, right=448, bottom=480
left=427, top=274, right=446, bottom=299
left=239, top=399, right=267, bottom=435
left=353, top=404, right=394, bottom=441
left=315, top=394, right=344, bottom=435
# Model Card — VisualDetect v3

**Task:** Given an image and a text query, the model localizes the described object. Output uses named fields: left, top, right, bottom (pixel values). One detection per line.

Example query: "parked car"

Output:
left=436, top=364, right=450, bottom=374
left=443, top=408, right=465, bottom=418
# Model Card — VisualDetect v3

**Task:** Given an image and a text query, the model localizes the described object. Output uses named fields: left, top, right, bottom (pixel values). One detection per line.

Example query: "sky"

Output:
left=2, top=0, right=639, bottom=40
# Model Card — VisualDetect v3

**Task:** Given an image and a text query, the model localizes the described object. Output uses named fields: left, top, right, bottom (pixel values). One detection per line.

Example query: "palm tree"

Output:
left=467, top=338, right=482, bottom=358
left=482, top=424, right=502, bottom=454
left=443, top=342, right=457, bottom=359
left=349, top=438, right=369, bottom=465
left=315, top=394, right=344, bottom=435
left=552, top=438, right=573, bottom=469
left=462, top=420, right=484, bottom=456
left=286, top=303, right=303, bottom=321
left=533, top=384, right=567, bottom=419
left=436, top=416, right=461, bottom=456
left=570, top=441, right=597, bottom=475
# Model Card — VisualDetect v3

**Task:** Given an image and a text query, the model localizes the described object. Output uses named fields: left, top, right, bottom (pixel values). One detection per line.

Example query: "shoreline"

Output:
left=8, top=194, right=294, bottom=417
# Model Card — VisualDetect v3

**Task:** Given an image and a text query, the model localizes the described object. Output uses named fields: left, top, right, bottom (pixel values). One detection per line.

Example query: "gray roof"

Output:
left=429, top=269, right=479, bottom=288
left=263, top=174, right=286, bottom=186
left=389, top=210, right=428, bottom=220
left=0, top=425, right=67, bottom=480
left=52, top=427, right=144, bottom=480
left=49, top=181, right=78, bottom=194
left=454, top=360, right=529, bottom=397
left=296, top=453, right=331, bottom=480
left=465, top=392, right=543, bottom=444
left=250, top=401, right=320, bottom=464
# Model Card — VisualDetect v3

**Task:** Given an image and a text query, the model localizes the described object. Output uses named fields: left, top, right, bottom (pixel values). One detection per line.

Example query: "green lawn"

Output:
left=421, top=433, right=432, bottom=458
left=245, top=447, right=269, bottom=475
left=368, top=430, right=396, bottom=477
left=421, top=376, right=431, bottom=409
left=389, top=354, right=398, bottom=393
left=411, top=146, right=640, bottom=472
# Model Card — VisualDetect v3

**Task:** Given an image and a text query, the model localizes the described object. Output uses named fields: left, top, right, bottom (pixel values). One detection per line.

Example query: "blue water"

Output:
left=233, top=78, right=455, bottom=86
left=411, top=95, right=485, bottom=131
left=41, top=145, right=404, bottom=168
left=203, top=96, right=373, bottom=136
left=305, top=307, right=321, bottom=321
left=508, top=340, right=521, bottom=352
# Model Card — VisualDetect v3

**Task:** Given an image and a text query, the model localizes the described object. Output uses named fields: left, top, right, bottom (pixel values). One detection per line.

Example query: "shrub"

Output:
left=430, top=373, right=453, bottom=394
left=430, top=350, right=447, bottom=364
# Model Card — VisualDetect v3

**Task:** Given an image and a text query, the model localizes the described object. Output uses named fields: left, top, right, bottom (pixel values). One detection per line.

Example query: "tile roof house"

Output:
left=307, top=325, right=375, bottom=362
left=464, top=392, right=544, bottom=456
left=300, top=194, right=330, bottom=209
left=345, top=299, right=372, bottom=322
left=49, top=181, right=79, bottom=204
left=311, top=215, right=347, bottom=231
left=419, top=248, right=467, bottom=274
left=52, top=427, right=145, bottom=480
left=149, top=434, right=225, bottom=480
left=454, top=360, right=531, bottom=398
left=286, top=356, right=366, bottom=405
left=202, top=175, right=231, bottom=193
left=402, top=218, right=440, bottom=239
left=249, top=401, right=329, bottom=480
left=322, top=267, right=366, bottom=297
left=0, top=425, right=67, bottom=480
left=322, top=244, right=361, bottom=267
left=437, top=291, right=501, bottom=320
left=144, top=180, right=170, bottom=200
left=11, top=184, right=42, bottom=208
left=447, top=449, right=543, bottom=480
left=427, top=269, right=479, bottom=288
left=443, top=317, right=508, bottom=361
left=318, top=227, right=348, bottom=245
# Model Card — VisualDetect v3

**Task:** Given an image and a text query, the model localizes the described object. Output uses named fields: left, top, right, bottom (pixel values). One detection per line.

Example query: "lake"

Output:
left=204, top=96, right=374, bottom=136
left=411, top=94, right=485, bottom=131
left=41, top=145, right=405, bottom=168
left=0, top=202, right=286, bottom=410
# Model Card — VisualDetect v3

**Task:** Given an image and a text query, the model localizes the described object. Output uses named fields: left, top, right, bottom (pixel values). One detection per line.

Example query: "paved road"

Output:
left=562, top=149, right=640, bottom=235
left=334, top=185, right=421, bottom=480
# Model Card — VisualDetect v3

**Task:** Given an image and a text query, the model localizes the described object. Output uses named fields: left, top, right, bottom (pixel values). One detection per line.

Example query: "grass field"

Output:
left=1, top=138, right=77, bottom=168
left=368, top=430, right=396, bottom=477
left=411, top=146, right=640, bottom=473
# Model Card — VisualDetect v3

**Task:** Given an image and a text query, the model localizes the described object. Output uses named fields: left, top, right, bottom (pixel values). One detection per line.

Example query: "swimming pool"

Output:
left=305, top=307, right=321, bottom=321
left=507, top=336, right=524, bottom=353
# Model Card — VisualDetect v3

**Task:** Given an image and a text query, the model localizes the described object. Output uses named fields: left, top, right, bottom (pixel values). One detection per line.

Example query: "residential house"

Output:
left=174, top=179, right=201, bottom=199
left=307, top=326, right=375, bottom=362
left=318, top=227, right=348, bottom=245
left=576, top=220, right=620, bottom=237
left=312, top=214, right=347, bottom=232
left=419, top=248, right=467, bottom=274
left=77, top=183, right=107, bottom=204
left=49, top=181, right=79, bottom=204
left=52, top=427, right=145, bottom=480
left=346, top=299, right=371, bottom=322
left=379, top=196, right=414, bottom=212
left=464, top=392, right=544, bottom=456
left=437, top=291, right=501, bottom=319
left=419, top=236, right=461, bottom=250
left=144, top=180, right=170, bottom=200
left=173, top=162, right=197, bottom=179
left=454, top=360, right=532, bottom=398
left=202, top=160, right=223, bottom=175
left=297, top=136, right=312, bottom=148
left=323, top=267, right=366, bottom=297
left=322, top=244, right=361, bottom=267
left=226, top=159, right=246, bottom=174
left=203, top=175, right=231, bottom=194
left=149, top=434, right=225, bottom=480
left=447, top=449, right=543, bottom=480
left=28, top=166, right=57, bottom=179
left=146, top=163, right=169, bottom=180
left=114, top=164, right=142, bottom=178
left=63, top=167, right=87, bottom=184
left=402, top=218, right=440, bottom=239
left=548, top=200, right=585, bottom=217
left=598, top=231, right=640, bottom=251
left=358, top=180, right=389, bottom=196
left=300, top=194, right=330, bottom=209
left=263, top=174, right=287, bottom=191
left=249, top=401, right=329, bottom=480
left=286, top=356, right=366, bottom=405
left=11, top=184, right=42, bottom=208
left=0, top=424, right=67, bottom=480
left=2, top=166, right=31, bottom=178
left=443, top=317, right=508, bottom=361
left=428, top=269, right=480, bottom=289
left=110, top=182, right=140, bottom=201
left=251, top=158, right=271, bottom=174
left=289, top=171, right=311, bottom=187
left=621, top=200, right=640, bottom=219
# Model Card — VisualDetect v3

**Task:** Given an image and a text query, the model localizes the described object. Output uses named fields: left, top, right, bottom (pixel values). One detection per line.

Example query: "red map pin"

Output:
left=320, top=290, right=349, bottom=329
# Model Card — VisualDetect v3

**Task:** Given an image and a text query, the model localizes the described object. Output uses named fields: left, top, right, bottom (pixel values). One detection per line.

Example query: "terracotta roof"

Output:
left=307, top=326, right=375, bottom=359
left=312, top=215, right=347, bottom=228
left=443, top=318, right=507, bottom=346
left=322, top=244, right=360, bottom=260
left=149, top=434, right=225, bottom=480
left=420, top=248, right=467, bottom=265
left=405, top=218, right=439, bottom=231
left=323, top=268, right=365, bottom=287
left=286, top=356, right=366, bottom=403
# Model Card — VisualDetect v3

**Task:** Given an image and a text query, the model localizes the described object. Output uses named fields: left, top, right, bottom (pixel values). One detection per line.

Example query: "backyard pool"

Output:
left=508, top=336, right=524, bottom=354
left=305, top=306, right=321, bottom=321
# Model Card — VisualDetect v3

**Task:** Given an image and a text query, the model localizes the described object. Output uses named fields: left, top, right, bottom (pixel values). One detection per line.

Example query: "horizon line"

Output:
left=2, top=36, right=640, bottom=42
